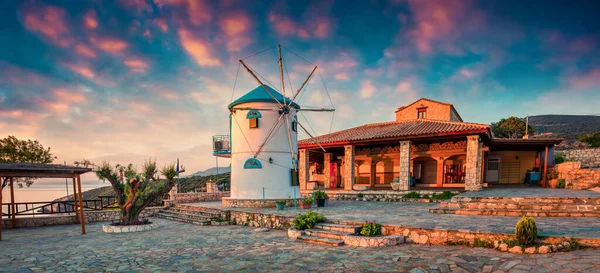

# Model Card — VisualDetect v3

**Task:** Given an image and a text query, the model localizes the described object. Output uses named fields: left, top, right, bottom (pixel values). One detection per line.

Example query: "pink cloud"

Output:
left=75, top=44, right=97, bottom=58
left=334, top=73, right=350, bottom=81
left=52, top=88, right=86, bottom=103
left=178, top=28, right=221, bottom=67
left=187, top=0, right=212, bottom=25
left=404, top=0, right=485, bottom=54
left=124, top=58, right=149, bottom=73
left=64, top=63, right=95, bottom=79
left=84, top=10, right=98, bottom=29
left=90, top=36, right=128, bottom=55
left=154, top=18, right=168, bottom=32
left=0, top=63, right=49, bottom=86
left=118, top=0, right=153, bottom=14
left=219, top=11, right=253, bottom=52
left=567, top=68, right=600, bottom=89
left=268, top=12, right=332, bottom=40
left=22, top=3, right=71, bottom=47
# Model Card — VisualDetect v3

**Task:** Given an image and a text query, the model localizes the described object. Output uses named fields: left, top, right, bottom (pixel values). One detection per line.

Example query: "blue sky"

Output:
left=0, top=0, right=599, bottom=176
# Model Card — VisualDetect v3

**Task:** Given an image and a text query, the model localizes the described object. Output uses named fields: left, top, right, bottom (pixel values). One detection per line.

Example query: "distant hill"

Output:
left=529, top=115, right=600, bottom=141
left=186, top=166, right=231, bottom=177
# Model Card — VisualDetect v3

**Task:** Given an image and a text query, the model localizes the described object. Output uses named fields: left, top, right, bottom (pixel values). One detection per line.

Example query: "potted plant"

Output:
left=314, top=190, right=329, bottom=207
left=275, top=200, right=286, bottom=210
left=300, top=197, right=313, bottom=209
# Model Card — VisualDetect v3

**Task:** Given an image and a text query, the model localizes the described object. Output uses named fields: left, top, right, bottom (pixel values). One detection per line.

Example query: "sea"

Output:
left=2, top=178, right=107, bottom=203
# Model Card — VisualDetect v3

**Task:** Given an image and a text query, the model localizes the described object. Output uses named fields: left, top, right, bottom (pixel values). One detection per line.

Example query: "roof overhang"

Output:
left=0, top=163, right=92, bottom=178
left=489, top=138, right=564, bottom=152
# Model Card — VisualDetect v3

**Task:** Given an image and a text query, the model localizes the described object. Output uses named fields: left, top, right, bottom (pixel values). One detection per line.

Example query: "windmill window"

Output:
left=243, top=158, right=262, bottom=169
left=291, top=121, right=297, bottom=132
left=246, top=110, right=261, bottom=129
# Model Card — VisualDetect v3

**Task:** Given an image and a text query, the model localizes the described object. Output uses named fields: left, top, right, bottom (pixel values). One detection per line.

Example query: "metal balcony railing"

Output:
left=213, top=135, right=231, bottom=155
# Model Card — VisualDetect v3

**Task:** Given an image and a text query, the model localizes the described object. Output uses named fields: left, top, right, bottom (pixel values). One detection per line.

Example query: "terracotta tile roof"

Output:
left=299, top=119, right=490, bottom=147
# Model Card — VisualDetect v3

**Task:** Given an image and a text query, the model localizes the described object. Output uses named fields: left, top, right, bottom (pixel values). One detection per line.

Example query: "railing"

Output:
left=212, top=135, right=231, bottom=155
left=1, top=194, right=166, bottom=218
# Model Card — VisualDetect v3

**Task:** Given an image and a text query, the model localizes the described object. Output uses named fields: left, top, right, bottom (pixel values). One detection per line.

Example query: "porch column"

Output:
left=343, top=145, right=355, bottom=190
left=398, top=141, right=411, bottom=190
left=1, top=176, right=3, bottom=241
left=436, top=159, right=445, bottom=187
left=465, top=135, right=483, bottom=191
left=323, top=153, right=332, bottom=188
left=10, top=177, right=16, bottom=228
left=299, top=149, right=309, bottom=191
left=370, top=159, right=376, bottom=187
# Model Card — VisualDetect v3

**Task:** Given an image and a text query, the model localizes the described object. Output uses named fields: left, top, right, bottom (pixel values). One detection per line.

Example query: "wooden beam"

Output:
left=76, top=175, right=86, bottom=235
left=0, top=172, right=78, bottom=178
left=543, top=145, right=549, bottom=188
left=72, top=178, right=79, bottom=224
left=10, top=177, right=16, bottom=228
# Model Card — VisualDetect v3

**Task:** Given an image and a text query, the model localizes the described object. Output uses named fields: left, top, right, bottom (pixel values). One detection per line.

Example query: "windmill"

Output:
left=221, top=44, right=335, bottom=204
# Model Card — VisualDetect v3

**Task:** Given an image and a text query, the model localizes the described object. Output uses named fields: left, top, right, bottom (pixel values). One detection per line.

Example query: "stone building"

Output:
left=298, top=98, right=562, bottom=192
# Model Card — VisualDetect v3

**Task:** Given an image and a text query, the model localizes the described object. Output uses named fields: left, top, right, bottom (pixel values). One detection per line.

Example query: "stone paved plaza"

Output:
left=193, top=200, right=600, bottom=238
left=1, top=218, right=600, bottom=273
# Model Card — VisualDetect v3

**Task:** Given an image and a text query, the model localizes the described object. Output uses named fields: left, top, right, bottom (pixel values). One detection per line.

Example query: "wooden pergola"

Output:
left=0, top=163, right=92, bottom=241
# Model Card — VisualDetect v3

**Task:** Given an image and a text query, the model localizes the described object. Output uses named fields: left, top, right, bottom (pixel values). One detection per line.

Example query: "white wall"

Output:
left=230, top=101, right=299, bottom=199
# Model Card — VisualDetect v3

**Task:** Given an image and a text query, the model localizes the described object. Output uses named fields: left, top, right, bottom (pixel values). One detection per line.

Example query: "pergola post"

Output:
left=1, top=176, right=3, bottom=241
left=72, top=177, right=79, bottom=224
left=10, top=177, right=16, bottom=228
left=76, top=175, right=86, bottom=235
left=543, top=145, right=549, bottom=188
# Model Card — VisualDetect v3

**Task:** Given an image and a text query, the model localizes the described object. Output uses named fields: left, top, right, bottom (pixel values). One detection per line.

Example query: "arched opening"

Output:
left=443, top=155, right=466, bottom=184
left=412, top=157, right=437, bottom=184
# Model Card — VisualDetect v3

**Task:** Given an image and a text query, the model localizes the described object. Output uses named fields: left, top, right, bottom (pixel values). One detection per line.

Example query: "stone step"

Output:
left=167, top=207, right=223, bottom=217
left=314, top=223, right=361, bottom=234
left=297, top=235, right=344, bottom=246
left=305, top=229, right=349, bottom=240
left=440, top=201, right=600, bottom=211
left=155, top=212, right=212, bottom=225
left=430, top=208, right=600, bottom=217
left=173, top=204, right=224, bottom=213
left=159, top=210, right=216, bottom=221
left=450, top=196, right=600, bottom=205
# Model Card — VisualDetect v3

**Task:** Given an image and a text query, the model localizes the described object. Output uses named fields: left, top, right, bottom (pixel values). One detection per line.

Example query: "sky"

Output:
left=1, top=0, right=599, bottom=181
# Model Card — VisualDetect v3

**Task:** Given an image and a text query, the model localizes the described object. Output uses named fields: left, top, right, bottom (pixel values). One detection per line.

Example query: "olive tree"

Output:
left=95, top=160, right=181, bottom=225
left=491, top=117, right=536, bottom=139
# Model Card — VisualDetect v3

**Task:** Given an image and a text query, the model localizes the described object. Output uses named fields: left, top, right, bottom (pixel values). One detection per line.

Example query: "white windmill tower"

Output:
left=214, top=45, right=334, bottom=208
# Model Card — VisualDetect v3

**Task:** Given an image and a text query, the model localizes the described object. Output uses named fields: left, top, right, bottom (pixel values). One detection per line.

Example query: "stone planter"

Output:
left=211, top=221, right=229, bottom=226
left=300, top=203, right=312, bottom=209
left=343, top=234, right=405, bottom=247
left=288, top=227, right=304, bottom=239
left=103, top=223, right=156, bottom=233
left=493, top=240, right=576, bottom=254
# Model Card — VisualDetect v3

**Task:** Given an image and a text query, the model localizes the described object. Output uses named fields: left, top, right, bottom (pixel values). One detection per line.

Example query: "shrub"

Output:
left=557, top=179, right=566, bottom=188
left=473, top=238, right=493, bottom=248
left=403, top=192, right=420, bottom=199
left=314, top=190, right=329, bottom=200
left=422, top=194, right=430, bottom=199
left=515, top=216, right=538, bottom=245
left=431, top=191, right=456, bottom=200
left=301, top=197, right=314, bottom=204
left=357, top=193, right=364, bottom=198
left=554, top=154, right=566, bottom=164
left=293, top=210, right=326, bottom=230
left=275, top=200, right=286, bottom=205
left=360, top=220, right=382, bottom=236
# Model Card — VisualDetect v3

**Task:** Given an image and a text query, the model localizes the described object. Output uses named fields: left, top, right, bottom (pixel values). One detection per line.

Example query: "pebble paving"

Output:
left=1, top=218, right=600, bottom=272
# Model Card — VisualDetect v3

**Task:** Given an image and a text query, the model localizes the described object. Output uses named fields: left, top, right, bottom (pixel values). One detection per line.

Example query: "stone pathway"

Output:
left=457, top=187, right=600, bottom=198
left=1, top=218, right=600, bottom=272
left=190, top=200, right=600, bottom=239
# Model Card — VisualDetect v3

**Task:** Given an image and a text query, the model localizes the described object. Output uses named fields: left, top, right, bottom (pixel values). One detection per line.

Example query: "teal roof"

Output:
left=228, top=85, right=300, bottom=109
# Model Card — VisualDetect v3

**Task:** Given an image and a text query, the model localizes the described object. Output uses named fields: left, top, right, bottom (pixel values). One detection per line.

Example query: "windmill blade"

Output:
left=278, top=44, right=286, bottom=105
left=297, top=108, right=335, bottom=112
left=291, top=66, right=317, bottom=102
left=253, top=113, right=286, bottom=158
left=231, top=107, right=279, bottom=112
left=239, top=60, right=284, bottom=108
left=284, top=114, right=297, bottom=170
left=297, top=120, right=326, bottom=152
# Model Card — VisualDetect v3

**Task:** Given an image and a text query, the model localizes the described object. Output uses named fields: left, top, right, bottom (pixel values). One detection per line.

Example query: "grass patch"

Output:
left=403, top=192, right=421, bottom=199
left=473, top=238, right=493, bottom=248
left=430, top=191, right=456, bottom=200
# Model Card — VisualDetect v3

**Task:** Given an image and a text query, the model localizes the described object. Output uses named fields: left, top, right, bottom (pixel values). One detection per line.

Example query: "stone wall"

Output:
left=465, top=135, right=483, bottom=191
left=173, top=192, right=230, bottom=203
left=222, top=198, right=297, bottom=208
left=556, top=162, right=600, bottom=190
left=229, top=210, right=295, bottom=230
left=1, top=207, right=161, bottom=229
left=556, top=148, right=600, bottom=168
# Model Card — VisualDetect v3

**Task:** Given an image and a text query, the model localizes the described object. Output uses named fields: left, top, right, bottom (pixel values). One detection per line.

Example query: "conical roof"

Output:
left=228, top=85, right=300, bottom=109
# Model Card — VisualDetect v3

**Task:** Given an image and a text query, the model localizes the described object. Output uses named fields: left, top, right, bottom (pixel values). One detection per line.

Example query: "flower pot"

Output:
left=316, top=199, right=326, bottom=207
left=300, top=203, right=312, bottom=209
left=276, top=203, right=285, bottom=210
left=549, top=179, right=559, bottom=188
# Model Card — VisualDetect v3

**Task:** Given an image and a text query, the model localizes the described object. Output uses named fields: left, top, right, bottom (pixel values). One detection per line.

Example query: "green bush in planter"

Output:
left=360, top=220, right=381, bottom=236
left=293, top=210, right=326, bottom=230
left=515, top=216, right=538, bottom=245
left=313, top=190, right=329, bottom=200
left=301, top=197, right=314, bottom=204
